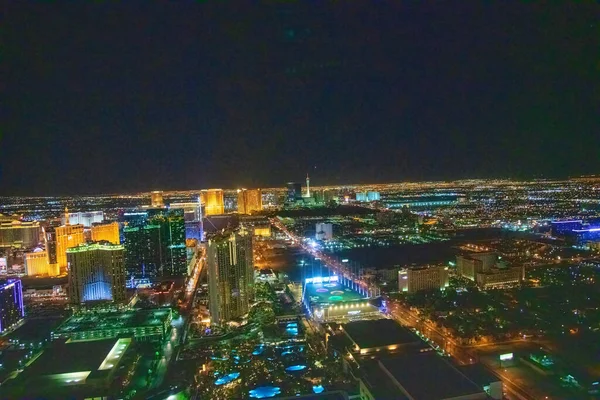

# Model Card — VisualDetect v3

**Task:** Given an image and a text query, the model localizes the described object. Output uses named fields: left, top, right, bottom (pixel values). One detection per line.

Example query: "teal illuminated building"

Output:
left=67, top=242, right=126, bottom=304
left=122, top=208, right=186, bottom=278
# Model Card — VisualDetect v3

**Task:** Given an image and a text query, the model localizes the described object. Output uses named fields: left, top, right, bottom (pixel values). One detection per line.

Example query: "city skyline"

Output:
left=3, top=2, right=600, bottom=399
left=4, top=2, right=599, bottom=196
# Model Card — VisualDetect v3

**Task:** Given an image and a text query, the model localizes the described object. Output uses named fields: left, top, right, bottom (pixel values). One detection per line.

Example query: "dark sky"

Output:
left=3, top=2, right=599, bottom=195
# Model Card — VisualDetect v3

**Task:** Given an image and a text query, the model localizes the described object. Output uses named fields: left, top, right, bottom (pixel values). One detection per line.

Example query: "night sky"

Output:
left=3, top=2, right=599, bottom=195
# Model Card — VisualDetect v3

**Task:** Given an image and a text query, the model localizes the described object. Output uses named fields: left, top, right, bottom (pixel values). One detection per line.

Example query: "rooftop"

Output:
left=53, top=308, right=171, bottom=335
left=66, top=241, right=124, bottom=253
left=305, top=281, right=364, bottom=305
left=379, top=353, right=484, bottom=400
left=25, top=338, right=130, bottom=377
left=457, top=363, right=501, bottom=387
left=7, top=317, right=64, bottom=343
left=343, top=319, right=420, bottom=350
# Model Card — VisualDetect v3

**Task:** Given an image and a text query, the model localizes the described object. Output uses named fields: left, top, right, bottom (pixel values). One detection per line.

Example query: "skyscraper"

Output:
left=170, top=201, right=203, bottom=241
left=91, top=221, right=120, bottom=244
left=237, top=189, right=263, bottom=215
left=67, top=242, right=126, bottom=304
left=148, top=208, right=186, bottom=276
left=61, top=211, right=104, bottom=227
left=151, top=191, right=165, bottom=208
left=305, top=174, right=310, bottom=197
left=122, top=223, right=161, bottom=278
left=201, top=189, right=225, bottom=215
left=0, top=279, right=24, bottom=333
left=122, top=208, right=187, bottom=278
left=207, top=228, right=254, bottom=324
left=286, top=182, right=302, bottom=203
left=43, top=225, right=59, bottom=274
left=56, top=208, right=85, bottom=272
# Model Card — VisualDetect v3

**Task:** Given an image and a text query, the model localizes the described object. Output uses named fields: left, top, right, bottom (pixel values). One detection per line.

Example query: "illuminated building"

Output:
left=170, top=201, right=203, bottom=241
left=475, top=265, right=523, bottom=290
left=384, top=195, right=458, bottom=209
left=398, top=265, right=449, bottom=293
left=55, top=208, right=86, bottom=272
left=151, top=190, right=164, bottom=208
left=0, top=278, right=24, bottom=333
left=201, top=189, right=225, bottom=215
left=568, top=227, right=600, bottom=246
left=367, top=191, right=381, bottom=201
left=52, top=308, right=172, bottom=342
left=302, top=276, right=380, bottom=323
left=67, top=242, right=126, bottom=304
left=237, top=188, right=263, bottom=214
left=147, top=208, right=186, bottom=276
left=305, top=174, right=310, bottom=197
left=123, top=222, right=160, bottom=278
left=0, top=220, right=40, bottom=248
left=253, top=226, right=271, bottom=237
left=286, top=182, right=302, bottom=203
left=551, top=220, right=583, bottom=236
left=122, top=208, right=186, bottom=278
left=91, top=221, right=120, bottom=244
left=25, top=250, right=59, bottom=276
left=43, top=225, right=59, bottom=274
left=456, top=247, right=497, bottom=281
left=355, top=192, right=368, bottom=202
left=457, top=246, right=522, bottom=289
left=207, top=228, right=254, bottom=324
left=61, top=211, right=104, bottom=227
left=316, top=222, right=333, bottom=240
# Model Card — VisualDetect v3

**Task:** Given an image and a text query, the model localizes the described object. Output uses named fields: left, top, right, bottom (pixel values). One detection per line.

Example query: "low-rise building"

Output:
left=342, top=319, right=424, bottom=356
left=52, top=308, right=172, bottom=342
left=5, top=337, right=132, bottom=398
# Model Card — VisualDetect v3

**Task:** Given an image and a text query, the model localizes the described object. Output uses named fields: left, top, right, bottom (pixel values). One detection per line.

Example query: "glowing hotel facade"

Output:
left=67, top=242, right=126, bottom=304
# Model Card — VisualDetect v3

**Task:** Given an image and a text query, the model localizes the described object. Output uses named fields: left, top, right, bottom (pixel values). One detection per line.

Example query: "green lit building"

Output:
left=122, top=208, right=187, bottom=278
left=52, top=308, right=172, bottom=342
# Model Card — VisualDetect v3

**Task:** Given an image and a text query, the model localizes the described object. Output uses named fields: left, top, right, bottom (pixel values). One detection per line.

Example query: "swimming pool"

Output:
left=214, top=372, right=240, bottom=386
left=285, top=364, right=307, bottom=372
left=249, top=386, right=281, bottom=398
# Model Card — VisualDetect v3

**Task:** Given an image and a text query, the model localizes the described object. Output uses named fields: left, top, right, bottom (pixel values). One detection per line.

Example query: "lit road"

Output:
left=150, top=248, right=204, bottom=390
left=183, top=247, right=205, bottom=313
left=182, top=247, right=205, bottom=344
left=270, top=218, right=379, bottom=296
left=150, top=315, right=184, bottom=390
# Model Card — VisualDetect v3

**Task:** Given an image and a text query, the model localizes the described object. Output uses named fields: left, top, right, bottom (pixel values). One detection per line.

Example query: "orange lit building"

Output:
left=202, top=189, right=225, bottom=215
left=91, top=221, right=120, bottom=244
left=253, top=226, right=271, bottom=237
left=24, top=250, right=59, bottom=276
left=237, top=188, right=262, bottom=214
left=56, top=208, right=85, bottom=271
left=151, top=191, right=164, bottom=208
